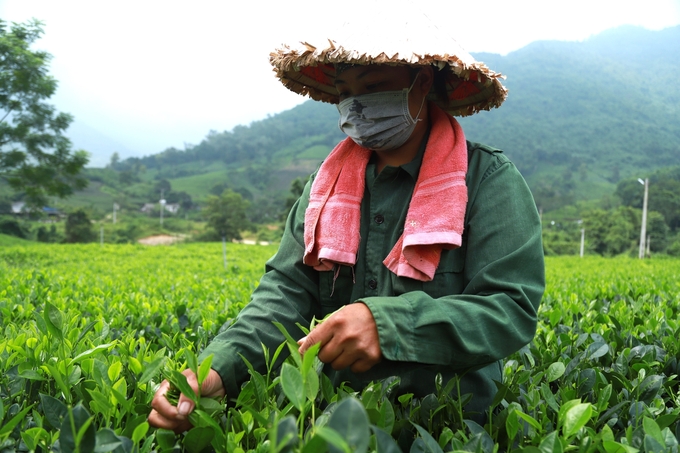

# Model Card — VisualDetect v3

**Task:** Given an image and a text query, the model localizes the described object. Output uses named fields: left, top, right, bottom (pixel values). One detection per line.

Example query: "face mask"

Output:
left=337, top=73, right=426, bottom=151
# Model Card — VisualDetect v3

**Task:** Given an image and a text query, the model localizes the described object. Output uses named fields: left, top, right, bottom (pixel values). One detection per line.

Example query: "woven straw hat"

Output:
left=269, top=11, right=507, bottom=117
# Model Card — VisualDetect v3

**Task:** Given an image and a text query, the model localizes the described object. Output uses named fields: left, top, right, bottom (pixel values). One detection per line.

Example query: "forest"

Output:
left=1, top=25, right=679, bottom=255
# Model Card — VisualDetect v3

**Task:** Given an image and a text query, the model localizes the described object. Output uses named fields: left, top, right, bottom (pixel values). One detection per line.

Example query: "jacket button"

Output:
left=374, top=214, right=384, bottom=224
left=368, top=279, right=378, bottom=290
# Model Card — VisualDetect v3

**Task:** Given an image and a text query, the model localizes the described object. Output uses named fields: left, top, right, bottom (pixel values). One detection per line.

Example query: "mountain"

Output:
left=66, top=120, right=139, bottom=167
left=73, top=25, right=680, bottom=215
left=458, top=25, right=680, bottom=209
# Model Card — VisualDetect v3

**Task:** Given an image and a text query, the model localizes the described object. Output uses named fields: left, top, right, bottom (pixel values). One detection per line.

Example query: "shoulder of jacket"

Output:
left=466, top=140, right=505, bottom=158
left=465, top=140, right=515, bottom=183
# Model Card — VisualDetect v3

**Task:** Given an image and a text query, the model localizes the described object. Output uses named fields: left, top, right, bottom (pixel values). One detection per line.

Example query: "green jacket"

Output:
left=200, top=141, right=545, bottom=419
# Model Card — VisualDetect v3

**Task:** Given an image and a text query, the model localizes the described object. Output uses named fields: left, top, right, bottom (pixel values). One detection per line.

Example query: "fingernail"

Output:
left=178, top=401, right=191, bottom=416
left=298, top=336, right=307, bottom=345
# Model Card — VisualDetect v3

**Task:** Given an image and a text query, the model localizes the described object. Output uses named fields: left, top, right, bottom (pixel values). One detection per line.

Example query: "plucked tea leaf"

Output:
left=168, top=370, right=198, bottom=404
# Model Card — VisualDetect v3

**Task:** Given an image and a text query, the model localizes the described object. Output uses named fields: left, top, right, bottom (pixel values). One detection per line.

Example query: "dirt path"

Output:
left=137, top=234, right=185, bottom=245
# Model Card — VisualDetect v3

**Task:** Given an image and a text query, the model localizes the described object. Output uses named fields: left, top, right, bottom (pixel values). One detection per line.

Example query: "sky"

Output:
left=2, top=0, right=680, bottom=166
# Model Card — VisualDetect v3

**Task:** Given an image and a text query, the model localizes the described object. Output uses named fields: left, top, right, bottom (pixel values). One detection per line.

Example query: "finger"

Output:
left=317, top=339, right=344, bottom=366
left=201, top=369, right=227, bottom=398
left=148, top=408, right=191, bottom=433
left=176, top=370, right=200, bottom=418
left=350, top=355, right=381, bottom=373
left=299, top=322, right=333, bottom=354
left=150, top=380, right=179, bottom=419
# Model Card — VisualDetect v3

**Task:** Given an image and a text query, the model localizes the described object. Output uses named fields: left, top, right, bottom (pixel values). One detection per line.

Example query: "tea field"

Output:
left=1, top=244, right=680, bottom=453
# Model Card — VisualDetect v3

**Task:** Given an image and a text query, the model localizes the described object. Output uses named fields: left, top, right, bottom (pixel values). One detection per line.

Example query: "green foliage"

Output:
left=2, top=245, right=680, bottom=451
left=281, top=176, right=309, bottom=221
left=0, top=19, right=89, bottom=207
left=0, top=215, right=30, bottom=238
left=203, top=189, right=251, bottom=241
left=64, top=209, right=95, bottom=243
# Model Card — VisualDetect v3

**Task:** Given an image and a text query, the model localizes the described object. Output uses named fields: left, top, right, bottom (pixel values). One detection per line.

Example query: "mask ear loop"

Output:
left=407, top=70, right=427, bottom=122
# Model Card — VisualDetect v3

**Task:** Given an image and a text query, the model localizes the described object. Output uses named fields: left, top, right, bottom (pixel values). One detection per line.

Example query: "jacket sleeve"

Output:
left=198, top=178, right=321, bottom=399
left=361, top=150, right=545, bottom=371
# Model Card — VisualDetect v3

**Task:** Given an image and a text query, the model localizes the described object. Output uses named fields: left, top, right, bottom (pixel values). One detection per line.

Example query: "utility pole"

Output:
left=638, top=178, right=649, bottom=259
left=160, top=189, right=165, bottom=228
left=580, top=228, right=585, bottom=258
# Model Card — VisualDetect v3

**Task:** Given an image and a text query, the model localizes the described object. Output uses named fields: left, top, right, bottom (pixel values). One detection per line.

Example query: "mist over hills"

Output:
left=85, top=25, right=679, bottom=214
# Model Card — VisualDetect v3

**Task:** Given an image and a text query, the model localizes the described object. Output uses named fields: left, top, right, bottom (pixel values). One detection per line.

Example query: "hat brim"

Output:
left=270, top=38, right=508, bottom=117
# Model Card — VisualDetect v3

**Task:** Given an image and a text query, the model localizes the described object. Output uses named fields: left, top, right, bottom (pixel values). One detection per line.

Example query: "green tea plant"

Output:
left=1, top=246, right=680, bottom=452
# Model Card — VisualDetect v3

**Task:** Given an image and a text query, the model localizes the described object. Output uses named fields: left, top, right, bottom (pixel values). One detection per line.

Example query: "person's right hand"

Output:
left=148, top=368, right=226, bottom=433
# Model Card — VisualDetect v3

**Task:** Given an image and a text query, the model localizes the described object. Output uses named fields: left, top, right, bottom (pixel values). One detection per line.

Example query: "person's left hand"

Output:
left=298, top=303, right=382, bottom=373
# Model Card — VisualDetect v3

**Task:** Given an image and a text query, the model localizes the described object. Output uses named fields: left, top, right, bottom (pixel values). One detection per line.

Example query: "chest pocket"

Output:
left=389, top=236, right=467, bottom=298
left=318, top=265, right=354, bottom=313
left=422, top=238, right=467, bottom=298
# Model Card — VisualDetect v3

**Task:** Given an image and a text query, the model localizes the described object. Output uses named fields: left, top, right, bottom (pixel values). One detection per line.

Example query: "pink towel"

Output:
left=303, top=103, right=467, bottom=282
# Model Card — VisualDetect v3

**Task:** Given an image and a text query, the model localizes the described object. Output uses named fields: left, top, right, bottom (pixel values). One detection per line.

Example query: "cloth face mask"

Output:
left=337, top=73, right=425, bottom=151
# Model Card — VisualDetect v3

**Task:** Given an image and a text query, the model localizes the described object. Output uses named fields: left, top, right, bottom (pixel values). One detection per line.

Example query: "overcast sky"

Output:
left=2, top=0, right=679, bottom=166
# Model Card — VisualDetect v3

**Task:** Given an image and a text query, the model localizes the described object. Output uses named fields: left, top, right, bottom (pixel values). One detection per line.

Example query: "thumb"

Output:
left=176, top=393, right=195, bottom=418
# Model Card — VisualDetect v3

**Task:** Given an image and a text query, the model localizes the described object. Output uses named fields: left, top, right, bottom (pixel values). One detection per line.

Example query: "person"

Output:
left=148, top=18, right=545, bottom=433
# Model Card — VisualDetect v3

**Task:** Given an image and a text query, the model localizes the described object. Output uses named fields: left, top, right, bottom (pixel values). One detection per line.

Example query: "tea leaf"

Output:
left=94, top=429, right=123, bottom=453
left=197, top=354, right=214, bottom=387
left=40, top=394, right=67, bottom=429
left=563, top=403, right=592, bottom=438
left=546, top=362, right=566, bottom=382
left=60, top=405, right=96, bottom=453
left=412, top=423, right=445, bottom=453
left=371, top=425, right=401, bottom=453
left=0, top=404, right=33, bottom=439
left=327, top=397, right=370, bottom=453
left=275, top=415, right=298, bottom=453
left=70, top=343, right=116, bottom=366
left=280, top=363, right=305, bottom=411
left=315, top=426, right=352, bottom=453
left=139, top=356, right=166, bottom=384
left=184, top=427, right=214, bottom=453
left=44, top=302, right=63, bottom=342
left=538, top=431, right=563, bottom=453
left=168, top=370, right=198, bottom=405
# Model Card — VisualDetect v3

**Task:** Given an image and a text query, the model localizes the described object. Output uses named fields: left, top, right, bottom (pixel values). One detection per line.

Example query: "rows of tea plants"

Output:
left=1, top=244, right=680, bottom=453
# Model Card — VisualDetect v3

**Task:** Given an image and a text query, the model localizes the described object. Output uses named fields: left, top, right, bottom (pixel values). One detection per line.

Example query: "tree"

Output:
left=64, top=209, right=95, bottom=243
left=280, top=176, right=309, bottom=221
left=203, top=189, right=250, bottom=241
left=0, top=19, right=88, bottom=207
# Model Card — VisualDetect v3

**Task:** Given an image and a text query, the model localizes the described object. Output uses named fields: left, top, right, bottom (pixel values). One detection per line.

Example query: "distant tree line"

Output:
left=543, top=166, right=680, bottom=256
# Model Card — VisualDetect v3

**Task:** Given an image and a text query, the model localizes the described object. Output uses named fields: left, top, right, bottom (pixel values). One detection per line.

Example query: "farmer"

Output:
left=149, top=18, right=545, bottom=432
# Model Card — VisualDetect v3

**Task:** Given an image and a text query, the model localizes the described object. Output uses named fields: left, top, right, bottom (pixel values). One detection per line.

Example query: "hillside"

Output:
left=51, top=25, right=680, bottom=216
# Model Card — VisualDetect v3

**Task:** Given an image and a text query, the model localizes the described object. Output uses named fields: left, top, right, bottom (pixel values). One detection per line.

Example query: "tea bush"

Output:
left=1, top=245, right=680, bottom=453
